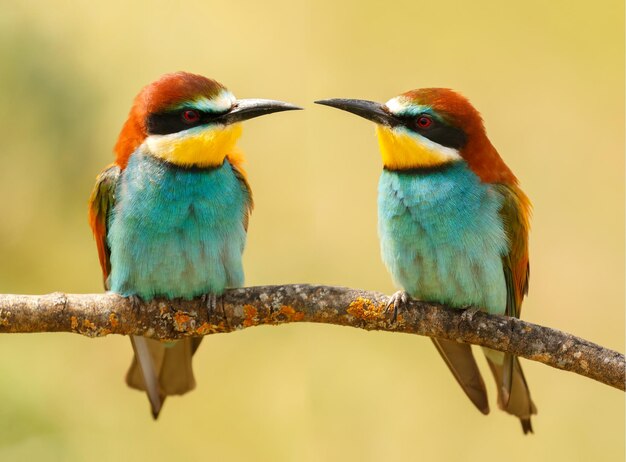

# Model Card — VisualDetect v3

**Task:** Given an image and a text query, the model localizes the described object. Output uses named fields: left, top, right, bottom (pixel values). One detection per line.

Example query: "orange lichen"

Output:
left=82, top=319, right=96, bottom=330
left=347, top=297, right=386, bottom=321
left=273, top=305, right=305, bottom=323
left=109, top=313, right=119, bottom=328
left=195, top=322, right=212, bottom=335
left=70, top=316, right=78, bottom=329
left=195, top=321, right=227, bottom=335
left=173, top=311, right=193, bottom=331
left=243, top=304, right=258, bottom=327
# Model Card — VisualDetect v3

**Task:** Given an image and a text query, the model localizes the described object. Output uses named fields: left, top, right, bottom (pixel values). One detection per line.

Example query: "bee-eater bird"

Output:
left=316, top=89, right=536, bottom=433
left=88, top=72, right=300, bottom=418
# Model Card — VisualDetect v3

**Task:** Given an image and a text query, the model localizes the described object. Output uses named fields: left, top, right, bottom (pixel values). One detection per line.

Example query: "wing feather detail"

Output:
left=495, top=184, right=531, bottom=318
left=88, top=164, right=121, bottom=288
left=226, top=152, right=254, bottom=231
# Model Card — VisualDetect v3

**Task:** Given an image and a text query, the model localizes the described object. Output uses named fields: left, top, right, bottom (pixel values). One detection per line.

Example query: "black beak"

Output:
left=315, top=98, right=399, bottom=126
left=316, top=98, right=468, bottom=150
left=217, top=99, right=302, bottom=125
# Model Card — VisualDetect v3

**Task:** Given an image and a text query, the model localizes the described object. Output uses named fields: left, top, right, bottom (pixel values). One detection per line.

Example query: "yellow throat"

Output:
left=375, top=125, right=461, bottom=170
left=145, top=123, right=243, bottom=168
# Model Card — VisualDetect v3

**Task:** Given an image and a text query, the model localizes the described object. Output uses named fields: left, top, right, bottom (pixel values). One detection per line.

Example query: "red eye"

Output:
left=182, top=110, right=200, bottom=123
left=416, top=116, right=433, bottom=128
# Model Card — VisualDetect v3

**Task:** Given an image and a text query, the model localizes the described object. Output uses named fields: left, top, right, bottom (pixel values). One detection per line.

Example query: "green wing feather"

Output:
left=88, top=164, right=121, bottom=288
left=229, top=162, right=254, bottom=232
left=488, top=183, right=536, bottom=432
left=495, top=184, right=531, bottom=318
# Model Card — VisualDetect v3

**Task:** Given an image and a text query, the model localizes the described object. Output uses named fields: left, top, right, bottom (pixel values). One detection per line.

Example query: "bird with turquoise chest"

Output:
left=317, top=89, right=536, bottom=433
left=89, top=72, right=300, bottom=418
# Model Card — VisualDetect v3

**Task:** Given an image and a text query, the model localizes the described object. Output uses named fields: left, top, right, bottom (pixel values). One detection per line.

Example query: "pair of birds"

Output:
left=88, top=72, right=536, bottom=432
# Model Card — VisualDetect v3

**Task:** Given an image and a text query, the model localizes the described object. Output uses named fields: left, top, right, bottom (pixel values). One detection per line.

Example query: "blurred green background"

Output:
left=0, top=0, right=623, bottom=460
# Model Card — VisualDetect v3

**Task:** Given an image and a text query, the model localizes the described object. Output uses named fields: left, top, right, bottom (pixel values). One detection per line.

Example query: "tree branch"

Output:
left=0, top=284, right=623, bottom=391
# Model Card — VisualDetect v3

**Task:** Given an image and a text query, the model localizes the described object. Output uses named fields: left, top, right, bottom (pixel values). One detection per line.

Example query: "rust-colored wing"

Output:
left=496, top=183, right=532, bottom=318
left=88, top=164, right=121, bottom=288
left=490, top=183, right=535, bottom=427
left=226, top=152, right=254, bottom=231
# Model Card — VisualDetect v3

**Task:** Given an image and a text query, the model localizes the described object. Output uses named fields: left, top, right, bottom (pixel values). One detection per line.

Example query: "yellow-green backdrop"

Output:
left=0, top=0, right=623, bottom=461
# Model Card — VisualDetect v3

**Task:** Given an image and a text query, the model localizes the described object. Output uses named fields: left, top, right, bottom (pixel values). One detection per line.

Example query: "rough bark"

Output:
left=0, top=285, right=623, bottom=391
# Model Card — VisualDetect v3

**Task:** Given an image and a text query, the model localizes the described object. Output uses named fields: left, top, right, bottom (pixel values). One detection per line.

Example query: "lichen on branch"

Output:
left=0, top=284, right=623, bottom=391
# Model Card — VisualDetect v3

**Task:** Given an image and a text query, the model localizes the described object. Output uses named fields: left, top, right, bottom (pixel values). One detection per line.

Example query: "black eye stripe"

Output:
left=146, top=110, right=221, bottom=135
left=395, top=114, right=467, bottom=149
left=414, top=122, right=467, bottom=149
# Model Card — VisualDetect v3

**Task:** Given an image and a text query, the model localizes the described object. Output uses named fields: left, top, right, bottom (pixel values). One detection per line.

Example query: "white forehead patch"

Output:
left=384, top=96, right=409, bottom=114
left=189, top=89, right=236, bottom=113
left=384, top=96, right=429, bottom=117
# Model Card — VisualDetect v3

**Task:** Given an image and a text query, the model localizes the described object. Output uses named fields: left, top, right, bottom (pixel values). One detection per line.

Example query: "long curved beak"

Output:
left=315, top=98, right=399, bottom=126
left=218, top=99, right=302, bottom=125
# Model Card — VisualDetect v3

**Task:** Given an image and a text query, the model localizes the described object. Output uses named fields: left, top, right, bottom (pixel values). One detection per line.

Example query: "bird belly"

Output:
left=378, top=164, right=508, bottom=314
left=107, top=152, right=249, bottom=300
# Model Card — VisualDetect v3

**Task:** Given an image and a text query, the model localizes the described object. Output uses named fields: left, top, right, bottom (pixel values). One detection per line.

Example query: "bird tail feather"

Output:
left=483, top=347, right=537, bottom=434
left=127, top=336, right=202, bottom=418
left=431, top=338, right=490, bottom=415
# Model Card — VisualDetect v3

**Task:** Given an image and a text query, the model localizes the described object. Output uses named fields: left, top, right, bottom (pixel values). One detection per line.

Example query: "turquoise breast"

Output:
left=107, top=151, right=249, bottom=300
left=378, top=162, right=508, bottom=315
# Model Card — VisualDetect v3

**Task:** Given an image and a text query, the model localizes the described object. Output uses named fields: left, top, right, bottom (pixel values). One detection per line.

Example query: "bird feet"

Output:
left=200, top=293, right=218, bottom=320
left=127, top=295, right=143, bottom=313
left=385, top=290, right=410, bottom=323
left=460, top=306, right=481, bottom=322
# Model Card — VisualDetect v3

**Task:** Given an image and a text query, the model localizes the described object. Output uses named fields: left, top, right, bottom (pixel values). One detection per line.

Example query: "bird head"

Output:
left=316, top=88, right=515, bottom=183
left=114, top=72, right=301, bottom=169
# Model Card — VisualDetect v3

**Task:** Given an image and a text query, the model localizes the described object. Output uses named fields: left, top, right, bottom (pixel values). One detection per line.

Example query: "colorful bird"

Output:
left=89, top=72, right=300, bottom=418
left=316, top=89, right=536, bottom=433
